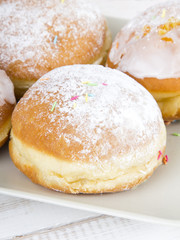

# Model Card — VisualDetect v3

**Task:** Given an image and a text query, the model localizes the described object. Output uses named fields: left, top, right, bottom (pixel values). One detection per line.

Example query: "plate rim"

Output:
left=1, top=186, right=180, bottom=227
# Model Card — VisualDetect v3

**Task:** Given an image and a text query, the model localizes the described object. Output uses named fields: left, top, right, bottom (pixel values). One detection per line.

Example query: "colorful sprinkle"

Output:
left=102, top=83, right=108, bottom=86
left=53, top=35, right=58, bottom=44
left=116, top=42, right=119, bottom=49
left=168, top=17, right=176, bottom=23
left=172, top=133, right=180, bottom=136
left=135, top=35, right=140, bottom=40
left=158, top=29, right=167, bottom=36
left=40, top=77, right=49, bottom=81
left=158, top=19, right=180, bottom=36
left=71, top=96, right=79, bottom=101
left=87, top=82, right=98, bottom=86
left=161, top=8, right=166, bottom=18
left=82, top=81, right=90, bottom=84
left=143, top=25, right=151, bottom=37
left=157, top=150, right=162, bottom=160
left=152, top=15, right=156, bottom=20
left=85, top=93, right=88, bottom=102
left=51, top=101, right=57, bottom=112
left=161, top=37, right=174, bottom=43
left=61, top=0, right=65, bottom=3
left=163, top=155, right=168, bottom=165
left=73, top=102, right=77, bottom=109
left=88, top=93, right=94, bottom=97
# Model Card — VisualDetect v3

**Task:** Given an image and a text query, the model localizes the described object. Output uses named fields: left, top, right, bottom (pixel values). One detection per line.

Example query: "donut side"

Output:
left=9, top=124, right=166, bottom=194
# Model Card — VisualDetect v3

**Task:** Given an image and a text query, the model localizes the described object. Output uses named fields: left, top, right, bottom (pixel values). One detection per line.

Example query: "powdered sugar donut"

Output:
left=0, top=0, right=111, bottom=98
left=106, top=0, right=180, bottom=121
left=0, top=70, right=16, bottom=147
left=9, top=65, right=166, bottom=193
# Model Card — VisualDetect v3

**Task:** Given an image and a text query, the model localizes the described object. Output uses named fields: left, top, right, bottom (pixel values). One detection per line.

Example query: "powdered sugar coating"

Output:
left=108, top=0, right=180, bottom=79
left=0, top=0, right=106, bottom=80
left=0, top=70, right=16, bottom=106
left=14, top=65, right=164, bottom=165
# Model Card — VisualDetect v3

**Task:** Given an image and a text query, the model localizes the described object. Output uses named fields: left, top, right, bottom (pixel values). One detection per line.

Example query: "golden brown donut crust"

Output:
left=0, top=103, right=15, bottom=147
left=0, top=70, right=16, bottom=146
left=0, top=103, right=14, bottom=128
left=0, top=117, right=12, bottom=147
left=126, top=73, right=180, bottom=121
left=106, top=55, right=180, bottom=92
left=126, top=73, right=180, bottom=93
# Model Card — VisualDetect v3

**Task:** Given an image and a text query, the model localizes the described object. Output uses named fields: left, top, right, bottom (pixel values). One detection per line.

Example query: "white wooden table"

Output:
left=1, top=0, right=180, bottom=239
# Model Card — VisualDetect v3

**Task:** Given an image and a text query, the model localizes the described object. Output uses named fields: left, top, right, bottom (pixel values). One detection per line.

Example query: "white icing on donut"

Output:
left=0, top=0, right=106, bottom=78
left=0, top=70, right=16, bottom=106
left=17, top=65, right=164, bottom=164
left=108, top=0, right=180, bottom=79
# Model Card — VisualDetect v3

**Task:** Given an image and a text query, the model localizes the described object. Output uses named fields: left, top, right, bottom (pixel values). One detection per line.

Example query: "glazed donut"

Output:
left=0, top=70, right=16, bottom=147
left=9, top=65, right=166, bottom=194
left=106, top=0, right=180, bottom=121
left=0, top=0, right=111, bottom=98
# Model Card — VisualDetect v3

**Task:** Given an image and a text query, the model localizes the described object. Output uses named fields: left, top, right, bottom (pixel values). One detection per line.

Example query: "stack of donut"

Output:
left=0, top=0, right=173, bottom=194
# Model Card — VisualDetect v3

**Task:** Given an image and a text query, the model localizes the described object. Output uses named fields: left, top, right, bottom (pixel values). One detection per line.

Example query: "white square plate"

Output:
left=1, top=17, right=180, bottom=226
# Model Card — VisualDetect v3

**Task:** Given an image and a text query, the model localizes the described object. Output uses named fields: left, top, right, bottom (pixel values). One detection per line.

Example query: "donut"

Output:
left=0, top=70, right=16, bottom=147
left=0, top=0, right=111, bottom=98
left=9, top=65, right=166, bottom=194
left=106, top=0, right=180, bottom=121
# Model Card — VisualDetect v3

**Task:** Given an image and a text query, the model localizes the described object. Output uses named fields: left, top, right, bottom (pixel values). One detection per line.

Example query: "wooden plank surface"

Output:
left=14, top=215, right=180, bottom=240
left=0, top=194, right=100, bottom=239
left=0, top=196, right=179, bottom=240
